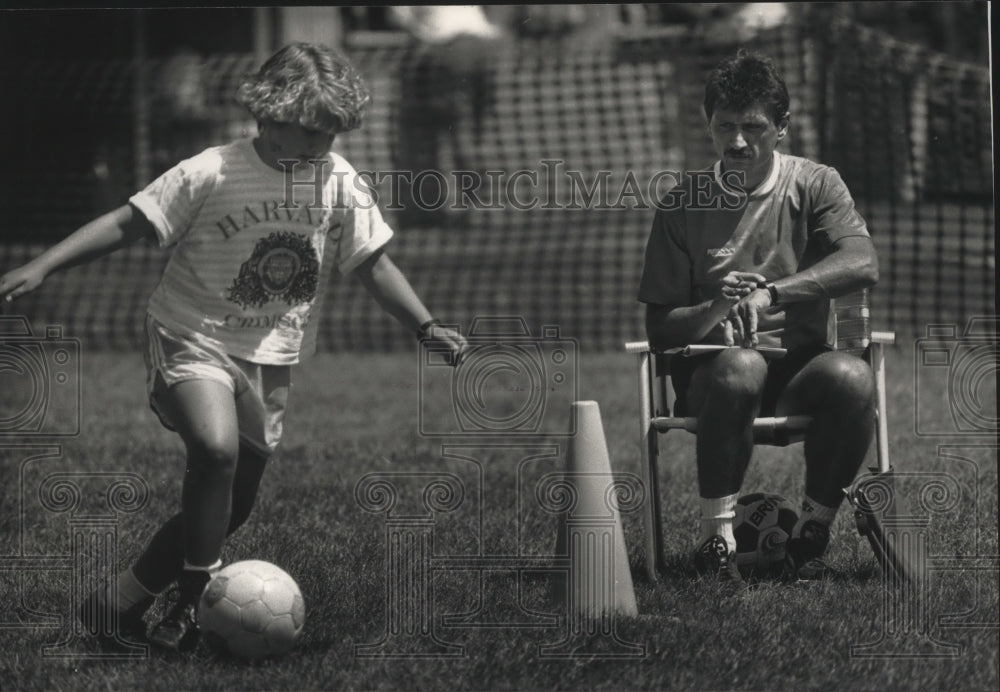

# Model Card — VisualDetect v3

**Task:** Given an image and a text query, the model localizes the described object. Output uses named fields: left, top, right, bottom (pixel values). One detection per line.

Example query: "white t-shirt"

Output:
left=132, top=138, right=393, bottom=364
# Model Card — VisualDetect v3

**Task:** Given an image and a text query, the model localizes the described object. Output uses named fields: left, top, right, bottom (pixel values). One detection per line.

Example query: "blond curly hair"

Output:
left=236, top=43, right=371, bottom=134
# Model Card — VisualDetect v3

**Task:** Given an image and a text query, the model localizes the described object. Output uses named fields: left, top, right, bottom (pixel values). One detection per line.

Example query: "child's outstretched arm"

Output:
left=0, top=204, right=155, bottom=303
left=355, top=249, right=467, bottom=363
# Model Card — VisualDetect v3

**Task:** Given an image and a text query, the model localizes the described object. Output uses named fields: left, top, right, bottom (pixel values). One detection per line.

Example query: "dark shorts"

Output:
left=669, top=343, right=832, bottom=417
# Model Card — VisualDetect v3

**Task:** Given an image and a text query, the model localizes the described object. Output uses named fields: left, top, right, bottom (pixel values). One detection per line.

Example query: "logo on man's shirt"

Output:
left=707, top=247, right=736, bottom=257
left=227, top=232, right=319, bottom=309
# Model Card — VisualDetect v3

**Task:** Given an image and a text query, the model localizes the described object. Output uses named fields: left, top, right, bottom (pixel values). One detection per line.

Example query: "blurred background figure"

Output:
left=390, top=5, right=501, bottom=44
left=711, top=3, right=790, bottom=42
left=391, top=6, right=504, bottom=228
left=151, top=46, right=215, bottom=172
left=499, top=4, right=630, bottom=53
left=154, top=46, right=208, bottom=122
left=639, top=3, right=791, bottom=44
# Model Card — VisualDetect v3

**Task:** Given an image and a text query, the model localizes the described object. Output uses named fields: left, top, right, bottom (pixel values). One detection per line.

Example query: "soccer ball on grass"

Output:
left=733, top=493, right=799, bottom=578
left=198, top=559, right=305, bottom=658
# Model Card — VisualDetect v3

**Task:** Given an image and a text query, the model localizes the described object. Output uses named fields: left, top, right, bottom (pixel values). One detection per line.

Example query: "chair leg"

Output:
left=647, top=426, right=665, bottom=576
left=870, top=342, right=891, bottom=473
left=637, top=351, right=662, bottom=581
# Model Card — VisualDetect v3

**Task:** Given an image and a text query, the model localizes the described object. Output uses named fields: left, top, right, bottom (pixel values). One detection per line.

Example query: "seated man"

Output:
left=637, top=50, right=879, bottom=584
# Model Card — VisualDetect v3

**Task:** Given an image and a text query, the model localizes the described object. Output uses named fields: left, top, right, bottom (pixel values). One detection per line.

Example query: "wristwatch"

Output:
left=416, top=318, right=441, bottom=339
left=763, top=282, right=779, bottom=306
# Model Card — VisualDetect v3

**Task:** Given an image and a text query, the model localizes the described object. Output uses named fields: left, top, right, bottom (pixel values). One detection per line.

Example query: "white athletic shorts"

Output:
left=143, top=315, right=290, bottom=456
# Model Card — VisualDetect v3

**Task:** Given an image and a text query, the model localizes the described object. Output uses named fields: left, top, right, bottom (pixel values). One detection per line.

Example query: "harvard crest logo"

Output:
left=227, top=232, right=319, bottom=309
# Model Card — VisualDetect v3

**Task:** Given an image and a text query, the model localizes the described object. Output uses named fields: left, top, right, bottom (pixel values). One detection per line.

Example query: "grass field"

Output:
left=1, top=339, right=997, bottom=691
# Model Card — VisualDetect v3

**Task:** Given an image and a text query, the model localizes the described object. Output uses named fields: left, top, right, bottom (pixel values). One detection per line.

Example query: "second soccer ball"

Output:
left=733, top=493, right=799, bottom=578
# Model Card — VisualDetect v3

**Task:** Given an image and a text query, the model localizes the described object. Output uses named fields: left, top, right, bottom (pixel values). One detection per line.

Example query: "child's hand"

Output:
left=423, top=324, right=468, bottom=367
left=0, top=264, right=46, bottom=303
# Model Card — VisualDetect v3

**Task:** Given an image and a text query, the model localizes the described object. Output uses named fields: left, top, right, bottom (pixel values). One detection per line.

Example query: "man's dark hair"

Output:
left=703, top=50, right=789, bottom=125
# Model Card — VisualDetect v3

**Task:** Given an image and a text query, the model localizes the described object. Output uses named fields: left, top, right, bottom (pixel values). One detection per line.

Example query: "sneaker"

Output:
left=784, top=520, right=832, bottom=581
left=147, top=570, right=210, bottom=652
left=78, top=587, right=152, bottom=651
left=694, top=535, right=745, bottom=586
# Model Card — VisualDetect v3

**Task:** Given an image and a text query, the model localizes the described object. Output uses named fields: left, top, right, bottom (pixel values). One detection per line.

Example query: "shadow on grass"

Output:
left=630, top=548, right=887, bottom=590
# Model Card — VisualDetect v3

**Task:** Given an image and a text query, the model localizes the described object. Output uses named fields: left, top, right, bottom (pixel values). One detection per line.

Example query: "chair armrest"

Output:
left=681, top=344, right=788, bottom=359
left=624, top=341, right=788, bottom=359
left=871, top=331, right=896, bottom=345
left=651, top=414, right=812, bottom=433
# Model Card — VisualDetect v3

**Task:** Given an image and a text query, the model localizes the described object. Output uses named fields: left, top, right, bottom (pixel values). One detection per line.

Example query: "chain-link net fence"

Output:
left=0, top=14, right=992, bottom=351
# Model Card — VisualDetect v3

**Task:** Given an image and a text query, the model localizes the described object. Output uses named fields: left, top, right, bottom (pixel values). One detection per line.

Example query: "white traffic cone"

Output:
left=554, top=401, right=638, bottom=619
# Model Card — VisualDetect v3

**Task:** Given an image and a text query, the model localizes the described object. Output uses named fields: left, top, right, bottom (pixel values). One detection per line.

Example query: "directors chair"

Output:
left=624, top=289, right=899, bottom=583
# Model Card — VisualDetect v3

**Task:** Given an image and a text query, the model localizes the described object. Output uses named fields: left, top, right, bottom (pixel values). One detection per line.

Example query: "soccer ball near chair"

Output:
left=733, top=493, right=799, bottom=579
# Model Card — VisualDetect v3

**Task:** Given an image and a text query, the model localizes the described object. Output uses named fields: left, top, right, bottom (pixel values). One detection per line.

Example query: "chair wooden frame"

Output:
left=625, top=291, right=896, bottom=582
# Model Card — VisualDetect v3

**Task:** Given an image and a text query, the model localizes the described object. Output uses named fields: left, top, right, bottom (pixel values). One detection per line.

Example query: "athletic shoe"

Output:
left=78, top=587, right=152, bottom=651
left=147, top=570, right=210, bottom=652
left=694, top=534, right=745, bottom=586
left=784, top=520, right=832, bottom=581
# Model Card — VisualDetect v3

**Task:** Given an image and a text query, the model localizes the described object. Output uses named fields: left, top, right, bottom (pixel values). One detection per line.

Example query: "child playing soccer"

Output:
left=0, top=42, right=467, bottom=652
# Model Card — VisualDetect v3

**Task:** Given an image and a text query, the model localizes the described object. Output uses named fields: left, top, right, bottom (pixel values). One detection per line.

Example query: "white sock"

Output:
left=183, top=559, right=222, bottom=574
left=700, top=493, right=739, bottom=550
left=793, top=496, right=839, bottom=536
left=107, top=567, right=158, bottom=612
